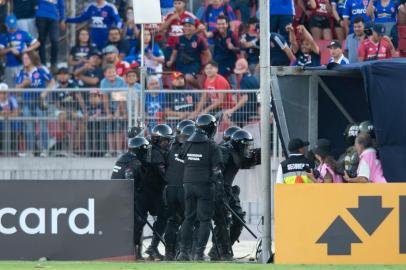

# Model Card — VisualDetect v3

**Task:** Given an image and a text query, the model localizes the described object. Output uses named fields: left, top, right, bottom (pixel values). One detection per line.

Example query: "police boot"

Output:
left=164, top=244, right=176, bottom=261
left=145, top=235, right=164, bottom=261
left=208, top=245, right=221, bottom=261
left=220, top=250, right=233, bottom=261
left=176, top=243, right=191, bottom=261
left=219, top=233, right=234, bottom=261
left=193, top=247, right=206, bottom=261
left=134, top=245, right=145, bottom=261
left=176, top=251, right=191, bottom=261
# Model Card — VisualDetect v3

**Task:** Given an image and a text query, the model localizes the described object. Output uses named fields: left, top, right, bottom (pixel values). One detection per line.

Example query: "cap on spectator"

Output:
left=88, top=50, right=102, bottom=58
left=234, top=58, right=249, bottom=74
left=0, top=82, right=9, bottom=90
left=171, top=72, right=185, bottom=80
left=182, top=17, right=195, bottom=25
left=5, top=14, right=17, bottom=29
left=123, top=64, right=139, bottom=76
left=327, top=40, right=342, bottom=49
left=129, top=62, right=139, bottom=69
left=174, top=0, right=186, bottom=2
left=373, top=23, right=386, bottom=36
left=312, top=139, right=331, bottom=157
left=288, top=138, right=309, bottom=152
left=124, top=62, right=140, bottom=75
left=247, top=17, right=259, bottom=25
left=103, top=45, right=119, bottom=55
left=57, top=67, right=69, bottom=75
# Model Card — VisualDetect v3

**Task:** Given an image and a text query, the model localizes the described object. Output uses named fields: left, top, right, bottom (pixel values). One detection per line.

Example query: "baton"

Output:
left=223, top=201, right=258, bottom=239
left=134, top=207, right=166, bottom=247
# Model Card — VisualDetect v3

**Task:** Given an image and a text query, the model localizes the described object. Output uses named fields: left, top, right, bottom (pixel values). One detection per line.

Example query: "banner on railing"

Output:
left=0, top=180, right=134, bottom=260
left=275, top=184, right=406, bottom=264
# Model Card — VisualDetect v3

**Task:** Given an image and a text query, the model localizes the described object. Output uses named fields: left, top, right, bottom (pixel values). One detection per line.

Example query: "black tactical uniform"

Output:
left=112, top=137, right=151, bottom=260
left=111, top=125, right=146, bottom=180
left=134, top=124, right=172, bottom=260
left=163, top=121, right=195, bottom=261
left=338, top=123, right=360, bottom=178
left=178, top=114, right=224, bottom=261
left=111, top=151, right=141, bottom=180
left=210, top=130, right=260, bottom=260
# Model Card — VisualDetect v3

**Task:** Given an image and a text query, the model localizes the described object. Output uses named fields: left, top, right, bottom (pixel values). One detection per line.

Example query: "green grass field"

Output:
left=0, top=262, right=404, bottom=270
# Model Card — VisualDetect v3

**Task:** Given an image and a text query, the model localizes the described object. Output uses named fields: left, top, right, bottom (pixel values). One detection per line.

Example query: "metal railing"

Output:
left=0, top=87, right=261, bottom=157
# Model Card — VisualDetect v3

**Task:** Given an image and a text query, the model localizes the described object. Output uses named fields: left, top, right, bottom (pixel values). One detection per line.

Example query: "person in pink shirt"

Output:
left=344, top=133, right=387, bottom=183
left=307, top=139, right=343, bottom=183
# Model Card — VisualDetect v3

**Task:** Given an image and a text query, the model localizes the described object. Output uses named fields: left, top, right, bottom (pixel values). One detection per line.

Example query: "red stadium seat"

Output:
left=317, top=40, right=332, bottom=65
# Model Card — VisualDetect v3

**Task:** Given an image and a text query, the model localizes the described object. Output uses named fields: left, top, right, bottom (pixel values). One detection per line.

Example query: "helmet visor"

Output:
left=243, top=141, right=255, bottom=158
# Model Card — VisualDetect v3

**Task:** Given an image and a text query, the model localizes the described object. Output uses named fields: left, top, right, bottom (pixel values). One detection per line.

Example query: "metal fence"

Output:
left=0, top=87, right=261, bottom=157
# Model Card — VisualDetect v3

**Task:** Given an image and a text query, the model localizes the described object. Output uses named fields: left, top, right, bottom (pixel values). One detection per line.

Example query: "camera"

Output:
left=303, top=165, right=321, bottom=179
left=346, top=169, right=357, bottom=178
left=313, top=169, right=321, bottom=179
left=304, top=165, right=312, bottom=173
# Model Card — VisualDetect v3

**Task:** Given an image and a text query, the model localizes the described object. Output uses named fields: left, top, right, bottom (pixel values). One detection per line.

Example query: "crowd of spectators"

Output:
left=0, top=0, right=405, bottom=157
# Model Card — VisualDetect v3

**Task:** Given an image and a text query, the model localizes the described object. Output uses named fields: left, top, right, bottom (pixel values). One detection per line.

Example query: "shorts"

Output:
left=176, top=62, right=201, bottom=76
left=333, top=16, right=343, bottom=28
left=271, top=58, right=290, bottom=66
left=218, top=60, right=236, bottom=77
left=309, top=15, right=330, bottom=29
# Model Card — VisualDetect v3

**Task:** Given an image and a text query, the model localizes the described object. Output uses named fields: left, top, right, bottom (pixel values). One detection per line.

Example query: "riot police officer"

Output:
left=339, top=123, right=360, bottom=179
left=177, top=114, right=224, bottom=261
left=116, top=137, right=152, bottom=260
left=111, top=126, right=146, bottom=180
left=210, top=129, right=260, bottom=260
left=220, top=126, right=241, bottom=146
left=358, top=120, right=375, bottom=138
left=163, top=120, right=195, bottom=261
left=135, top=124, right=173, bottom=260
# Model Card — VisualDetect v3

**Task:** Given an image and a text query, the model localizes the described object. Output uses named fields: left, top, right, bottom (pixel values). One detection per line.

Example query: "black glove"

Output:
left=216, top=182, right=225, bottom=200
left=212, top=167, right=225, bottom=200
left=125, top=167, right=134, bottom=180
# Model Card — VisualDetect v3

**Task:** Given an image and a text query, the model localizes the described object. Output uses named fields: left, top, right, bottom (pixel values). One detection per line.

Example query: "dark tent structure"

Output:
left=270, top=59, right=406, bottom=182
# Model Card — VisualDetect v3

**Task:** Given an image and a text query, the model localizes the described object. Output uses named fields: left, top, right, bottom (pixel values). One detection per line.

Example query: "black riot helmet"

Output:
left=178, top=124, right=195, bottom=144
left=128, top=137, right=152, bottom=162
left=176, top=120, right=195, bottom=135
left=358, top=120, right=375, bottom=138
left=223, top=126, right=241, bottom=142
left=150, top=124, right=174, bottom=146
left=230, top=130, right=254, bottom=158
left=195, top=114, right=217, bottom=139
left=343, top=123, right=359, bottom=146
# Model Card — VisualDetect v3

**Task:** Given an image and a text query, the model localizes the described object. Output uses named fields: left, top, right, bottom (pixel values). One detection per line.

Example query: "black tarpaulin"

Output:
left=323, top=59, right=406, bottom=182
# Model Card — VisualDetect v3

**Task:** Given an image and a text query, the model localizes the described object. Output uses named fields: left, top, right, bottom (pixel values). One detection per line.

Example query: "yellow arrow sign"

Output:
left=275, top=183, right=406, bottom=264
